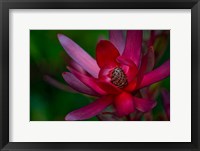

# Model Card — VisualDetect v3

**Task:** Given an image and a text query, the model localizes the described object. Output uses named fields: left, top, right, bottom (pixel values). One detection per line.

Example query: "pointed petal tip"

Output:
left=64, top=96, right=113, bottom=121
left=109, top=30, right=125, bottom=55
left=65, top=114, right=75, bottom=121
left=64, top=115, right=68, bottom=121
left=57, top=33, right=100, bottom=78
left=139, top=60, right=170, bottom=89
left=57, top=34, right=68, bottom=46
left=62, top=72, right=69, bottom=77
left=57, top=33, right=64, bottom=39
left=62, top=72, right=67, bottom=75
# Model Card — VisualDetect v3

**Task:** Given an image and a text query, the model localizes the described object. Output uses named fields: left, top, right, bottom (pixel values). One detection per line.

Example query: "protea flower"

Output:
left=57, top=30, right=170, bottom=121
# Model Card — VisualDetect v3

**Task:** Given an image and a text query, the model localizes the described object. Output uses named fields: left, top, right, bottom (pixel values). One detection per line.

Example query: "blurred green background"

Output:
left=30, top=30, right=170, bottom=121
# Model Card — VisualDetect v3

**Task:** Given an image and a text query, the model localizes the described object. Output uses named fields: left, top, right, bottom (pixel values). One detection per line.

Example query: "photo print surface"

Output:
left=30, top=30, right=170, bottom=121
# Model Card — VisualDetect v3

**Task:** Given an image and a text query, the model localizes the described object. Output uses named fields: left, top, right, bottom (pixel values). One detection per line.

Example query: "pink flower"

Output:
left=58, top=30, right=170, bottom=121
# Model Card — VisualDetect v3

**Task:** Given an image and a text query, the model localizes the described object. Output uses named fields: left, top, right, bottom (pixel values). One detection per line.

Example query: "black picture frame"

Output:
left=0, top=0, right=199, bottom=151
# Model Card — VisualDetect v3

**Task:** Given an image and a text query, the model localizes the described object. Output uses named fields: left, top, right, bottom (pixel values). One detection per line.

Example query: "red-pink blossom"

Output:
left=58, top=30, right=170, bottom=121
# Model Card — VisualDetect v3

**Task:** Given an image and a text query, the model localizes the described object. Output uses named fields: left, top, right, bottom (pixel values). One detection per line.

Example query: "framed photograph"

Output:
left=0, top=0, right=199, bottom=151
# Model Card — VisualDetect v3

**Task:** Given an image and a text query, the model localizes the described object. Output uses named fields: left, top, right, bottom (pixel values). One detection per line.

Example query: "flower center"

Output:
left=111, top=67, right=128, bottom=89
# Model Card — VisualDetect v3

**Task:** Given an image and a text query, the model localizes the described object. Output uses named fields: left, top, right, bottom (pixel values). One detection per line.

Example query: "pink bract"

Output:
left=58, top=30, right=170, bottom=121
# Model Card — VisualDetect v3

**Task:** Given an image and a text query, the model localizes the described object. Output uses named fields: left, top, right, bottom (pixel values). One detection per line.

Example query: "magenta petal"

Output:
left=117, top=56, right=138, bottom=82
left=96, top=40, right=120, bottom=68
left=68, top=67, right=106, bottom=95
left=139, top=60, right=170, bottom=89
left=140, top=47, right=155, bottom=74
left=122, top=30, right=142, bottom=67
left=98, top=80, right=123, bottom=95
left=65, top=96, right=113, bottom=121
left=44, top=75, right=76, bottom=93
left=57, top=34, right=100, bottom=78
left=69, top=60, right=87, bottom=75
left=109, top=30, right=125, bottom=55
left=114, top=92, right=135, bottom=117
left=62, top=72, right=99, bottom=96
left=117, top=56, right=136, bottom=66
left=133, top=96, right=157, bottom=112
